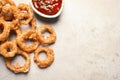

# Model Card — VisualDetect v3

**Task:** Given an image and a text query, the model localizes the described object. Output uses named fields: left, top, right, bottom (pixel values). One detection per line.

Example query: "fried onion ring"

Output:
left=0, top=21, right=10, bottom=41
left=1, top=6, right=19, bottom=30
left=34, top=47, right=54, bottom=68
left=17, top=30, right=39, bottom=53
left=17, top=3, right=33, bottom=25
left=1, top=6, right=14, bottom=21
left=5, top=48, right=30, bottom=73
left=37, top=25, right=56, bottom=44
left=0, top=41, right=17, bottom=58
left=0, top=0, right=15, bottom=16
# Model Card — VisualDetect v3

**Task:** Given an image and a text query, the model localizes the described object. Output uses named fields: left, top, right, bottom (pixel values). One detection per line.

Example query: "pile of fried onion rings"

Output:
left=0, top=0, right=56, bottom=73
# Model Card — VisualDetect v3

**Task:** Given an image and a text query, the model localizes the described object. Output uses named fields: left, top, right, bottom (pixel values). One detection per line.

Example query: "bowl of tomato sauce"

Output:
left=30, top=0, right=63, bottom=18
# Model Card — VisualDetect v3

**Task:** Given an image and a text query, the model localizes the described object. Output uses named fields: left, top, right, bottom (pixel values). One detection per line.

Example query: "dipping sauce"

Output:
left=32, top=0, right=62, bottom=15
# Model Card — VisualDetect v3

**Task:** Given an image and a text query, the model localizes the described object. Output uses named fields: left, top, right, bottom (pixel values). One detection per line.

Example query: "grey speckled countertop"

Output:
left=0, top=0, right=120, bottom=80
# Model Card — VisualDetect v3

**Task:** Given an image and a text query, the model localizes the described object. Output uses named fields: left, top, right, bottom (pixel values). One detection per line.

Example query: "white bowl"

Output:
left=30, top=0, right=63, bottom=18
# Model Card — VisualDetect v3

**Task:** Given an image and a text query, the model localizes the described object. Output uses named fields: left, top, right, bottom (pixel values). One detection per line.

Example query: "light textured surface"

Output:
left=0, top=0, right=120, bottom=80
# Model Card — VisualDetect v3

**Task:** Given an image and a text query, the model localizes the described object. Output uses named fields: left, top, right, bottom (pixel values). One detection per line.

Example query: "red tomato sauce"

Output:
left=32, top=0, right=62, bottom=15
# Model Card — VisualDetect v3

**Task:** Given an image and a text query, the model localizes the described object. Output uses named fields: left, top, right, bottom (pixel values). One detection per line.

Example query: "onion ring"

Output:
left=37, top=25, right=56, bottom=44
left=1, top=6, right=14, bottom=21
left=16, top=30, right=39, bottom=53
left=0, top=21, right=10, bottom=42
left=0, top=41, right=17, bottom=58
left=1, top=6, right=19, bottom=30
left=5, top=48, right=30, bottom=73
left=34, top=47, right=54, bottom=68
left=0, top=0, right=15, bottom=17
left=17, top=3, right=33, bottom=25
